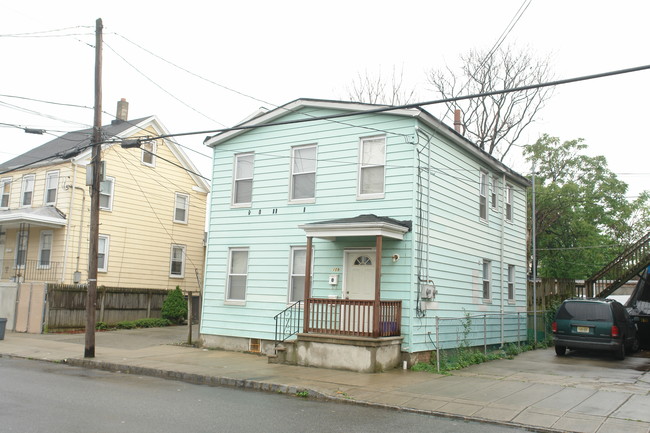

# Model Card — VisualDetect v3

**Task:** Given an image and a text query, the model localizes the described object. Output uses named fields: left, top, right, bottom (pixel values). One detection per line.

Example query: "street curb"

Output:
left=60, top=357, right=568, bottom=433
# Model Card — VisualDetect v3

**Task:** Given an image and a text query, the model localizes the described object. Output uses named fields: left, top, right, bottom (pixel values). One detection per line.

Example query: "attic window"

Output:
left=142, top=140, right=156, bottom=167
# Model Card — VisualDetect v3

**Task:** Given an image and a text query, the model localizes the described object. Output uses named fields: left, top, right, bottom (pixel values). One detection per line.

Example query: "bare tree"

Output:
left=428, top=46, right=553, bottom=161
left=347, top=66, right=417, bottom=106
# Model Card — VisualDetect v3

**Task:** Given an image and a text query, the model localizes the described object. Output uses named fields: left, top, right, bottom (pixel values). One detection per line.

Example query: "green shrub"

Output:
left=133, top=318, right=172, bottom=328
left=116, top=321, right=136, bottom=329
left=161, top=286, right=187, bottom=324
left=95, top=321, right=109, bottom=330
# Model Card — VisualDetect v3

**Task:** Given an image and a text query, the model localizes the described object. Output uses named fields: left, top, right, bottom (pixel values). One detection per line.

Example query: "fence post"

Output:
left=99, top=288, right=105, bottom=323
left=435, top=316, right=440, bottom=373
left=517, top=312, right=521, bottom=348
left=483, top=315, right=487, bottom=354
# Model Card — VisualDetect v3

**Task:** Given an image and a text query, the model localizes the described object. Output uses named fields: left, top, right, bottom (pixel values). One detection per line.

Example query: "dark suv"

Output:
left=552, top=298, right=638, bottom=360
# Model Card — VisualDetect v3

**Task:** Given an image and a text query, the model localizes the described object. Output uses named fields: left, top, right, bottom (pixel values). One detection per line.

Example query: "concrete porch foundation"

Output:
left=292, top=333, right=403, bottom=373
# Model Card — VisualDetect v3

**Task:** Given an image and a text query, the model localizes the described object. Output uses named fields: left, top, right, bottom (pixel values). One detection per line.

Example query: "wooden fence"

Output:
left=45, top=284, right=171, bottom=330
left=527, top=278, right=578, bottom=312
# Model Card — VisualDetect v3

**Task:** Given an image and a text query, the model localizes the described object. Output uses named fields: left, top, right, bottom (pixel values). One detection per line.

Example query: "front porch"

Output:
left=272, top=215, right=410, bottom=372
left=0, top=207, right=67, bottom=283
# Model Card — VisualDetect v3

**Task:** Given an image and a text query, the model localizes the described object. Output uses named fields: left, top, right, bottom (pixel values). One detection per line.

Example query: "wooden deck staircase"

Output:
left=586, top=232, right=650, bottom=298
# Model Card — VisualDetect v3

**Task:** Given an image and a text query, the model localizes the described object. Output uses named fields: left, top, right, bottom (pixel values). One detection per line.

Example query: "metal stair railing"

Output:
left=586, top=232, right=650, bottom=298
left=273, top=300, right=302, bottom=347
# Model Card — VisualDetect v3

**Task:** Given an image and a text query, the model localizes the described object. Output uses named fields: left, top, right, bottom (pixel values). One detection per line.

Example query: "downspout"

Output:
left=61, top=162, right=78, bottom=283
left=499, top=173, right=506, bottom=347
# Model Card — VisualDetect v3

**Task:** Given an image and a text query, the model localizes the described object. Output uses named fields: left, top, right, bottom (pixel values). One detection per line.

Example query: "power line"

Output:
left=132, top=64, right=650, bottom=143
left=113, top=32, right=276, bottom=109
left=0, top=93, right=92, bottom=110
left=0, top=25, right=93, bottom=37
left=109, top=33, right=408, bottom=140
left=103, top=41, right=227, bottom=127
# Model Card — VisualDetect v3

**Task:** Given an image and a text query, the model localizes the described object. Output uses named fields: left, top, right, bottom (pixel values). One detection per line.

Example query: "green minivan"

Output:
left=552, top=298, right=638, bottom=360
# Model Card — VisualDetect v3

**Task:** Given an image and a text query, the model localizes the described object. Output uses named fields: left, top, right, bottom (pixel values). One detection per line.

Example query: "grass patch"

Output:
left=413, top=339, right=551, bottom=374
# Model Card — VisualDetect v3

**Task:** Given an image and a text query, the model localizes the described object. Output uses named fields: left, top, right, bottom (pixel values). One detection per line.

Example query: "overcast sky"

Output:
left=1, top=0, right=648, bottom=198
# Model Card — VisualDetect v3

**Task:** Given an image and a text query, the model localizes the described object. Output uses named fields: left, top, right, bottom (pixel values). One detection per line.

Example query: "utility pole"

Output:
left=85, top=18, right=102, bottom=358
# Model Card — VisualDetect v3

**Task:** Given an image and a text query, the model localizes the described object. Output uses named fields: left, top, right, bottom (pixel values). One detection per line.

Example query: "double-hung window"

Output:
left=170, top=244, right=186, bottom=277
left=233, top=153, right=253, bottom=206
left=358, top=136, right=386, bottom=199
left=141, top=140, right=156, bottom=167
left=482, top=259, right=491, bottom=300
left=21, top=174, right=35, bottom=207
left=508, top=265, right=515, bottom=301
left=99, top=177, right=114, bottom=210
left=98, top=235, right=109, bottom=272
left=490, top=176, right=498, bottom=210
left=289, top=246, right=312, bottom=303
left=479, top=171, right=488, bottom=220
left=44, top=171, right=59, bottom=205
left=0, top=177, right=11, bottom=208
left=38, top=230, right=53, bottom=268
left=227, top=248, right=249, bottom=302
left=290, top=145, right=316, bottom=202
left=505, top=184, right=513, bottom=222
left=174, top=193, right=189, bottom=223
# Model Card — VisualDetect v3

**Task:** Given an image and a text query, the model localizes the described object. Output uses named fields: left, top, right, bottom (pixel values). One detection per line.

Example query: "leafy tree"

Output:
left=161, top=286, right=187, bottom=324
left=428, top=46, right=553, bottom=161
left=525, top=134, right=649, bottom=279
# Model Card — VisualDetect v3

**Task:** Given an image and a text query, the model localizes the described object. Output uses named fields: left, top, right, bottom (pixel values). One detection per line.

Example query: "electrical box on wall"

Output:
left=328, top=275, right=338, bottom=285
left=421, top=283, right=437, bottom=300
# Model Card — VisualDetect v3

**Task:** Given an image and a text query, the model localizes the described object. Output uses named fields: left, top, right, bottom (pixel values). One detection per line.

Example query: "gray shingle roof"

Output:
left=0, top=117, right=151, bottom=173
left=306, top=214, right=412, bottom=231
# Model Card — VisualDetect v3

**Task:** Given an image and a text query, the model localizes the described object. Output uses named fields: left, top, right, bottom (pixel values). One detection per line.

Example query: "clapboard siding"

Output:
left=202, top=101, right=529, bottom=353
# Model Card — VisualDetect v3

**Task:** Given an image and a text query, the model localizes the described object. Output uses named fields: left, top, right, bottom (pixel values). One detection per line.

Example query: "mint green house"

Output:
left=201, top=99, right=529, bottom=372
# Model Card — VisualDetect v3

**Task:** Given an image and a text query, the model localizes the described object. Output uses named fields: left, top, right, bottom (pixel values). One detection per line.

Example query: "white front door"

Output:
left=344, top=250, right=376, bottom=300
left=343, top=250, right=376, bottom=334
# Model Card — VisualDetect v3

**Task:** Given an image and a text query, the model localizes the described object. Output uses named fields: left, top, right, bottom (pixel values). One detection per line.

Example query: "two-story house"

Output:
left=0, top=99, right=209, bottom=292
left=200, top=99, right=529, bottom=372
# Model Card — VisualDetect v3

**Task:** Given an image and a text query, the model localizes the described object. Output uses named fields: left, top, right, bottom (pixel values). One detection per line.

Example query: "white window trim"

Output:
left=0, top=177, right=11, bottom=209
left=508, top=264, right=516, bottom=302
left=479, top=170, right=488, bottom=221
left=505, top=184, right=513, bottom=222
left=98, top=234, right=109, bottom=272
left=141, top=140, right=157, bottom=167
left=288, top=246, right=314, bottom=304
left=289, top=144, right=317, bottom=204
left=169, top=244, right=186, bottom=278
left=357, top=136, right=386, bottom=200
left=226, top=247, right=249, bottom=304
left=482, top=259, right=491, bottom=301
left=173, top=192, right=190, bottom=224
left=99, top=176, right=115, bottom=211
left=38, top=230, right=53, bottom=269
left=490, top=176, right=498, bottom=210
left=21, top=174, right=35, bottom=208
left=232, top=153, right=254, bottom=207
left=44, top=170, right=59, bottom=206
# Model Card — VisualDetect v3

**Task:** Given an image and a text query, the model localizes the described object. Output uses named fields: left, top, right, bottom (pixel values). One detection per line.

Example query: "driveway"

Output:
left=454, top=347, right=650, bottom=394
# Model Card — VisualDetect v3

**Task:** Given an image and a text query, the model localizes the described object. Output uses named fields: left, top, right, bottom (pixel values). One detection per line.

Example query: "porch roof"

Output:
left=298, top=214, right=411, bottom=240
left=0, top=206, right=67, bottom=229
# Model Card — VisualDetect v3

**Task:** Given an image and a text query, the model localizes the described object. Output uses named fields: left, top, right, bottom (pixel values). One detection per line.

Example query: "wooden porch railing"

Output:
left=305, top=298, right=401, bottom=338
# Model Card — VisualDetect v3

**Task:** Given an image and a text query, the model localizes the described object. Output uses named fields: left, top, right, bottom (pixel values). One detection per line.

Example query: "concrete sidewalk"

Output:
left=2, top=327, right=650, bottom=433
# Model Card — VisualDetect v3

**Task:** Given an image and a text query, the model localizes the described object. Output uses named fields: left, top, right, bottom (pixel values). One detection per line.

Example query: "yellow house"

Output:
left=0, top=101, right=209, bottom=292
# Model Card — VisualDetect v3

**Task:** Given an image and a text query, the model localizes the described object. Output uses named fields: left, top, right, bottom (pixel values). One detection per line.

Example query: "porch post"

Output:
left=373, top=235, right=382, bottom=337
left=303, top=236, right=313, bottom=333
